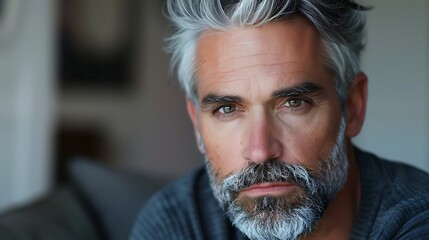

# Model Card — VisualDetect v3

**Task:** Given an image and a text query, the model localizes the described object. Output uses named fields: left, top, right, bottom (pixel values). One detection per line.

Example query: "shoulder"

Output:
left=373, top=193, right=429, bottom=239
left=129, top=167, right=224, bottom=240
left=356, top=148, right=429, bottom=239
left=357, top=148, right=429, bottom=196
left=145, top=167, right=205, bottom=208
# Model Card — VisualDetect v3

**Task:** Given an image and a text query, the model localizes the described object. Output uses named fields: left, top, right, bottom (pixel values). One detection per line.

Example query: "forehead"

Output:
left=195, top=17, right=329, bottom=98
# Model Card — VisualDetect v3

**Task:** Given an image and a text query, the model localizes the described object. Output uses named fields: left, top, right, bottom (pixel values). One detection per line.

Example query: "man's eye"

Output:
left=284, top=99, right=305, bottom=108
left=217, top=105, right=236, bottom=114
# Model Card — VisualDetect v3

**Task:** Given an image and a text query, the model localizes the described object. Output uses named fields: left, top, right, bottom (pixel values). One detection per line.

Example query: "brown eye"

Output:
left=285, top=99, right=304, bottom=108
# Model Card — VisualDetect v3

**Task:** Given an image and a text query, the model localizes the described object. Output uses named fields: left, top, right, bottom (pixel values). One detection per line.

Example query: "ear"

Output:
left=345, top=72, right=368, bottom=138
left=186, top=97, right=205, bottom=153
left=186, top=97, right=197, bottom=129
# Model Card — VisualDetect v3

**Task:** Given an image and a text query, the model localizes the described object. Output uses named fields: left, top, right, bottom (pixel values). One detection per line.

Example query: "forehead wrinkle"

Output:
left=208, top=67, right=314, bottom=85
left=217, top=60, right=306, bottom=74
left=203, top=60, right=311, bottom=80
left=217, top=53, right=289, bottom=66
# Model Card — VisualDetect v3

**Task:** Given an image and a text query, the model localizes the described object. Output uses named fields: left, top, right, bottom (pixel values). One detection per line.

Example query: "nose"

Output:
left=242, top=112, right=283, bottom=164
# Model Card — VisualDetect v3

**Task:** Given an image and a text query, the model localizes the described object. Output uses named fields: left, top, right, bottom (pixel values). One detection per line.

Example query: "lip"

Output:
left=240, top=182, right=296, bottom=197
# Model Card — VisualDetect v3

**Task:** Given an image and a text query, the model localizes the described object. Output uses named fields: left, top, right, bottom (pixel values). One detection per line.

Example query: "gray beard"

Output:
left=204, top=116, right=349, bottom=240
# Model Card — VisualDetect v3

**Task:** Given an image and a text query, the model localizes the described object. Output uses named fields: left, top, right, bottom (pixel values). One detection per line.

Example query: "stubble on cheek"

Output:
left=205, top=151, right=227, bottom=187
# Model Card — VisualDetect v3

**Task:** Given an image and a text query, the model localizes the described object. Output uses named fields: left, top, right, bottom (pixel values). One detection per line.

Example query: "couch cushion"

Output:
left=0, top=186, right=102, bottom=240
left=68, top=159, right=168, bottom=240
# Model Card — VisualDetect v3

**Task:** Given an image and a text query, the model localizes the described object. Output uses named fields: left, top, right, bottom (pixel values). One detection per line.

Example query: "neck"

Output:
left=302, top=141, right=361, bottom=240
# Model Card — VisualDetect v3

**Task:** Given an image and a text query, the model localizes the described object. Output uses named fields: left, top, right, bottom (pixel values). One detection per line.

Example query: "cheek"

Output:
left=278, top=109, right=341, bottom=170
left=200, top=123, right=245, bottom=178
left=284, top=127, right=337, bottom=169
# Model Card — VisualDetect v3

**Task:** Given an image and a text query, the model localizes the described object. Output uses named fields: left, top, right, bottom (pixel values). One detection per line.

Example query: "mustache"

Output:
left=221, top=159, right=319, bottom=195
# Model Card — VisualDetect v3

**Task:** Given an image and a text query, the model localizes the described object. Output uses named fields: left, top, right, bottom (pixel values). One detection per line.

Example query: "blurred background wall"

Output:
left=355, top=0, right=429, bottom=171
left=0, top=0, right=428, bottom=212
left=0, top=0, right=55, bottom=213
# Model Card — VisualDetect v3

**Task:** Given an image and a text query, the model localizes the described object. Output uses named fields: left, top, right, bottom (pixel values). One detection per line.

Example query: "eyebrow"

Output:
left=201, top=95, right=242, bottom=106
left=272, top=82, right=323, bottom=98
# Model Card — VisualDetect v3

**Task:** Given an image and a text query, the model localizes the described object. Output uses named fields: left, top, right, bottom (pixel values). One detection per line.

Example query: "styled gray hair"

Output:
left=165, top=0, right=369, bottom=104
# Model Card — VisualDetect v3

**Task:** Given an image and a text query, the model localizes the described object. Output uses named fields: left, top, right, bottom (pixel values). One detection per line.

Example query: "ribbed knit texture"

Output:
left=130, top=148, right=429, bottom=239
left=350, top=149, right=429, bottom=239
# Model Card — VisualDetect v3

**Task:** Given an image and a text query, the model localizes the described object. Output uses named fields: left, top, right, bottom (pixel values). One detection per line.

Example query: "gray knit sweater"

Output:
left=130, top=149, right=429, bottom=239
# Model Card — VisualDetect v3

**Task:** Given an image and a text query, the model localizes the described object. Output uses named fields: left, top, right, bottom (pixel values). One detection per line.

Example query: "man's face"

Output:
left=188, top=17, right=348, bottom=239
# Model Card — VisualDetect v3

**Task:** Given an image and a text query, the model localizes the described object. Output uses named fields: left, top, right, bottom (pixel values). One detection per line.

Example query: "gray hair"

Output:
left=165, top=0, right=369, bottom=104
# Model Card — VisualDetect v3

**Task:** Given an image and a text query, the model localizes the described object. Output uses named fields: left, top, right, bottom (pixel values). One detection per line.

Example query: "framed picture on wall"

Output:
left=58, top=0, right=141, bottom=92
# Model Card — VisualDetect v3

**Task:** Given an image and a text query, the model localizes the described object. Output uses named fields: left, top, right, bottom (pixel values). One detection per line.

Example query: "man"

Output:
left=130, top=0, right=429, bottom=239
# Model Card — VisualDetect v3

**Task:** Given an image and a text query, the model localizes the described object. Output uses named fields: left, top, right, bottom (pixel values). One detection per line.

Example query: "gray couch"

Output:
left=0, top=160, right=169, bottom=240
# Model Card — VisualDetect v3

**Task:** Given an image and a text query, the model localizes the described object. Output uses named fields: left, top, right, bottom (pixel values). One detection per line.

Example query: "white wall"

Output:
left=355, top=0, right=429, bottom=172
left=0, top=0, right=55, bottom=212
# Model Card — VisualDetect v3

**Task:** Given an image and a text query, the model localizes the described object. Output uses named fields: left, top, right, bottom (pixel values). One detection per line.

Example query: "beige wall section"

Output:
left=355, top=0, right=429, bottom=171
